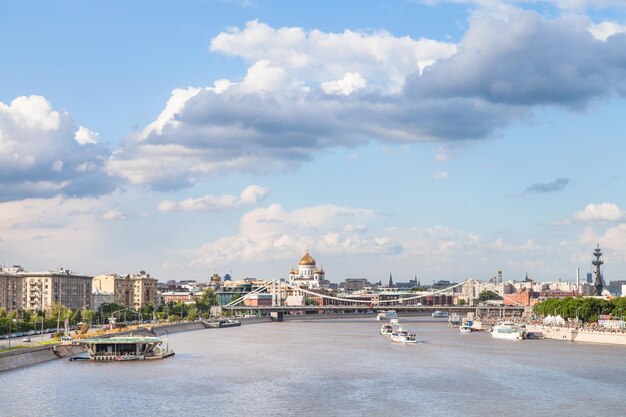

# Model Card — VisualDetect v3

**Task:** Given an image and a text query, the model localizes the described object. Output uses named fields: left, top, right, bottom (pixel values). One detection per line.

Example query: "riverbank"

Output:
left=527, top=325, right=626, bottom=345
left=0, top=343, right=82, bottom=372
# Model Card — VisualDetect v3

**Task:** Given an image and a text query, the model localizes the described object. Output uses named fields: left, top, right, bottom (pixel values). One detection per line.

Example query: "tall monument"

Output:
left=592, top=244, right=604, bottom=296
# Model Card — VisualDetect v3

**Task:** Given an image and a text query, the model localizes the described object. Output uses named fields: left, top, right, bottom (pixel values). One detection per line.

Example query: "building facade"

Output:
left=92, top=271, right=158, bottom=310
left=21, top=268, right=93, bottom=310
left=0, top=267, right=23, bottom=310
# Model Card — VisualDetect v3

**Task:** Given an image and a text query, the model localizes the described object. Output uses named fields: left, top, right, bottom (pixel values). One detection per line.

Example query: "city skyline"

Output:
left=2, top=1, right=626, bottom=283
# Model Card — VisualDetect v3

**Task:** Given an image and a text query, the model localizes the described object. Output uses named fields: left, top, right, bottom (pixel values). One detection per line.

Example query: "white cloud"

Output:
left=0, top=95, right=114, bottom=201
left=588, top=21, right=626, bottom=41
left=158, top=185, right=269, bottom=212
left=573, top=202, right=624, bottom=222
left=322, top=73, right=367, bottom=95
left=107, top=15, right=626, bottom=190
left=74, top=126, right=99, bottom=145
left=432, top=171, right=449, bottom=180
left=193, top=203, right=393, bottom=266
left=210, top=20, right=457, bottom=92
left=101, top=210, right=127, bottom=221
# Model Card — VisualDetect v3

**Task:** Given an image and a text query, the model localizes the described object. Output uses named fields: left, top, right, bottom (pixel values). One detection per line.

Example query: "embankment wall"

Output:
left=527, top=325, right=626, bottom=345
left=0, top=344, right=82, bottom=373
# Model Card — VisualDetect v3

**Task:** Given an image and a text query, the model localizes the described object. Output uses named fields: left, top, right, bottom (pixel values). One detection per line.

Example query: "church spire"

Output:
left=388, top=273, right=394, bottom=288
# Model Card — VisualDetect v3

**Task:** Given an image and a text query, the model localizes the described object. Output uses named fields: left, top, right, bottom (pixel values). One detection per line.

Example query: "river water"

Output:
left=1, top=316, right=624, bottom=417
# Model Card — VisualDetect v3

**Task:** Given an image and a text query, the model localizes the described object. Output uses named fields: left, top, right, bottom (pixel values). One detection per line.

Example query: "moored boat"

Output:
left=377, top=310, right=398, bottom=321
left=491, top=322, right=525, bottom=340
left=77, top=336, right=175, bottom=361
left=432, top=310, right=449, bottom=318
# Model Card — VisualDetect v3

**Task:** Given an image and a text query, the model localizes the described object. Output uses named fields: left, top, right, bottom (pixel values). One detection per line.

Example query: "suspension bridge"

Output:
left=222, top=279, right=525, bottom=318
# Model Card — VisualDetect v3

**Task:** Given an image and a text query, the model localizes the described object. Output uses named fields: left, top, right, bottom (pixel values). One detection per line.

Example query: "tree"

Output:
left=479, top=290, right=502, bottom=303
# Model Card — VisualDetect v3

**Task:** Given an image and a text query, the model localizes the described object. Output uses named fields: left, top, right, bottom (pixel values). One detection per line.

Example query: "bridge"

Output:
left=222, top=279, right=526, bottom=318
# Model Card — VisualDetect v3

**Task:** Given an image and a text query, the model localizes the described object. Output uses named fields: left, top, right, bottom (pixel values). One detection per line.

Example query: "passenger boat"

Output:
left=390, top=327, right=417, bottom=344
left=432, top=310, right=449, bottom=318
left=490, top=322, right=526, bottom=340
left=77, top=336, right=175, bottom=361
left=377, top=310, right=398, bottom=321
left=459, top=324, right=472, bottom=333
left=380, top=323, right=394, bottom=336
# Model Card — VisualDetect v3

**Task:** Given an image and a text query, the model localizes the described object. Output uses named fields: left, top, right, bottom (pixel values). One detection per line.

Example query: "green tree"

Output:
left=479, top=290, right=502, bottom=303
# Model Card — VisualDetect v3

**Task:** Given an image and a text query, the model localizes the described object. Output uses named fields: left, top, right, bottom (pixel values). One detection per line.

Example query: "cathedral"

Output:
left=289, top=251, right=326, bottom=289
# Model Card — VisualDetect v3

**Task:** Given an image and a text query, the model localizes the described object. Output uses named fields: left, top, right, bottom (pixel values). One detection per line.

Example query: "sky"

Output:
left=2, top=0, right=626, bottom=284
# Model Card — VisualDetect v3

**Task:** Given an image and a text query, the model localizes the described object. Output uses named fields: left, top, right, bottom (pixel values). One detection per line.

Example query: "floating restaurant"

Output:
left=77, top=336, right=174, bottom=361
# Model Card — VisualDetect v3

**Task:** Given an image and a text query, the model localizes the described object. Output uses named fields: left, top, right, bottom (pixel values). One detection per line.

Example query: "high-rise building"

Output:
left=587, top=273, right=593, bottom=283
left=21, top=267, right=93, bottom=310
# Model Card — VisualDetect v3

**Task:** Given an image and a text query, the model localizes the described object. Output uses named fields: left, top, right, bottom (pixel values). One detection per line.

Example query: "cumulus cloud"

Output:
left=106, top=14, right=626, bottom=190
left=407, top=13, right=626, bottom=108
left=574, top=202, right=624, bottom=222
left=158, top=185, right=269, bottom=212
left=0, top=95, right=114, bottom=201
left=525, top=178, right=569, bottom=193
left=193, top=203, right=400, bottom=266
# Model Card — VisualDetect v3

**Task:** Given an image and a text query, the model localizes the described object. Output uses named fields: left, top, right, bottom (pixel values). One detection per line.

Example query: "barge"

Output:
left=77, top=336, right=174, bottom=361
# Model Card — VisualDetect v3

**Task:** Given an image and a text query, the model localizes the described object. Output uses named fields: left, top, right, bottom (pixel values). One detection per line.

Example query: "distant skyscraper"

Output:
left=497, top=269, right=503, bottom=283
left=587, top=273, right=593, bottom=283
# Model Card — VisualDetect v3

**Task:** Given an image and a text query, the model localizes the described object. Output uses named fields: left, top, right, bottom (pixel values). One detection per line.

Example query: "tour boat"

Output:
left=490, top=322, right=526, bottom=340
left=377, top=310, right=398, bottom=321
left=390, top=327, right=416, bottom=344
left=77, top=336, right=175, bottom=361
left=459, top=324, right=472, bottom=333
left=380, top=323, right=394, bottom=336
left=432, top=310, right=449, bottom=318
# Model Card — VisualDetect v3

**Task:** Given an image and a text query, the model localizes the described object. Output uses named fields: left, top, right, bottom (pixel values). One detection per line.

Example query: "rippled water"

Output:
left=2, top=315, right=625, bottom=417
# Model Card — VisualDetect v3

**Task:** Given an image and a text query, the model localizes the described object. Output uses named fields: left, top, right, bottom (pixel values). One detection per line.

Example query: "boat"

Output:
left=490, top=322, right=526, bottom=340
left=525, top=331, right=545, bottom=339
left=380, top=323, right=394, bottom=335
left=448, top=314, right=461, bottom=326
left=77, top=336, right=175, bottom=361
left=390, top=327, right=417, bottom=344
left=376, top=310, right=398, bottom=321
left=459, top=324, right=472, bottom=333
left=432, top=310, right=449, bottom=318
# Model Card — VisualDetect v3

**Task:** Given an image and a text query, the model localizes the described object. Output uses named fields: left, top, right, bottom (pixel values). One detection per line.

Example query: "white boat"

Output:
left=376, top=310, right=398, bottom=321
left=432, top=310, right=449, bottom=318
left=491, top=322, right=525, bottom=340
left=390, top=327, right=416, bottom=344
left=380, top=323, right=394, bottom=335
left=459, top=324, right=472, bottom=333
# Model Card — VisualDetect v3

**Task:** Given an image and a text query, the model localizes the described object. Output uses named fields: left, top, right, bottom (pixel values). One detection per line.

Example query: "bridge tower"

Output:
left=592, top=244, right=604, bottom=296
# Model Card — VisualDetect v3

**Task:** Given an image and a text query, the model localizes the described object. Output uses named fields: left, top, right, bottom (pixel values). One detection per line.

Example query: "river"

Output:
left=1, top=315, right=624, bottom=417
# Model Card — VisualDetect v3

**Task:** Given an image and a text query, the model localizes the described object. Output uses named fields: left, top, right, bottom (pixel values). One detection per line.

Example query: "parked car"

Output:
left=22, top=337, right=31, bottom=343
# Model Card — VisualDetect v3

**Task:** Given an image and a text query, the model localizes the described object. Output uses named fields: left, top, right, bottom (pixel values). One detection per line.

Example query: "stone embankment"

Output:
left=0, top=344, right=82, bottom=372
left=527, top=325, right=626, bottom=345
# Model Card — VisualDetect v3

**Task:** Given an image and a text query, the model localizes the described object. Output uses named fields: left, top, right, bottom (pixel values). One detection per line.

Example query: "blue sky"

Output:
left=2, top=0, right=626, bottom=284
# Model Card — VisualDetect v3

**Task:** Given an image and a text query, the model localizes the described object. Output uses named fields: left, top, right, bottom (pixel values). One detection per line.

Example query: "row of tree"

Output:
left=1, top=288, right=222, bottom=334
left=533, top=296, right=626, bottom=322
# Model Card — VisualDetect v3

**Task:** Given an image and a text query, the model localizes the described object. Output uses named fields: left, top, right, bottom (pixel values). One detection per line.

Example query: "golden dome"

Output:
left=289, top=268, right=297, bottom=274
left=211, top=273, right=221, bottom=282
left=299, top=251, right=316, bottom=266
